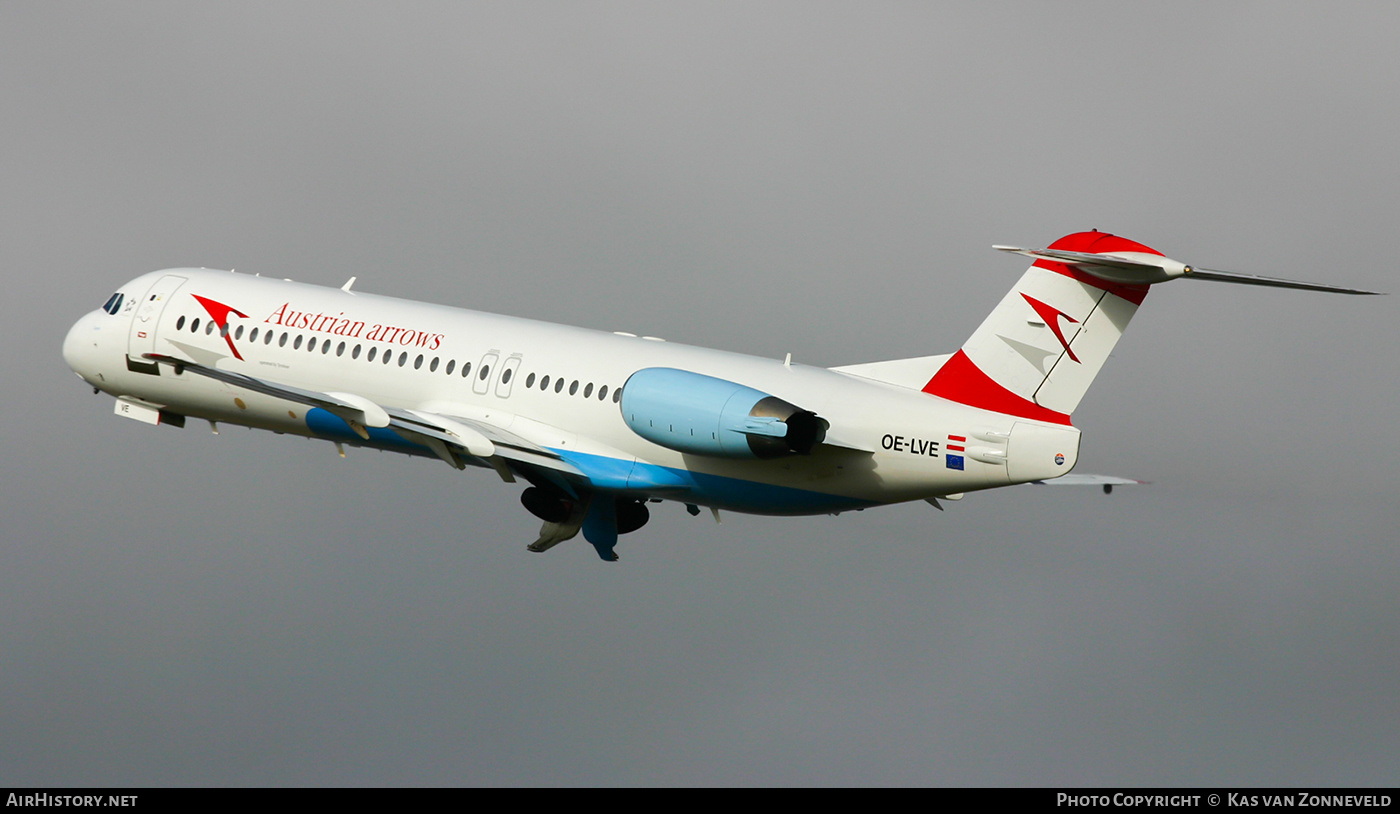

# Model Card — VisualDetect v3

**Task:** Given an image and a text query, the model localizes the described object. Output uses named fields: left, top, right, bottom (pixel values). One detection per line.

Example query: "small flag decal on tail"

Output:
left=946, top=434, right=965, bottom=470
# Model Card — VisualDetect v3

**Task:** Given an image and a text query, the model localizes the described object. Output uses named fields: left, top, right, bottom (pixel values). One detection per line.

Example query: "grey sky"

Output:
left=3, top=2, right=1397, bottom=785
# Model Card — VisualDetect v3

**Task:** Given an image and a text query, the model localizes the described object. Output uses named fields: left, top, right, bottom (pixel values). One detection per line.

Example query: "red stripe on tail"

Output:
left=1031, top=232, right=1156, bottom=306
left=922, top=350, right=1072, bottom=425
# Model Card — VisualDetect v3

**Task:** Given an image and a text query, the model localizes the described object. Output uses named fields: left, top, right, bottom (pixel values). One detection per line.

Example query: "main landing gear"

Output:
left=521, top=486, right=650, bottom=562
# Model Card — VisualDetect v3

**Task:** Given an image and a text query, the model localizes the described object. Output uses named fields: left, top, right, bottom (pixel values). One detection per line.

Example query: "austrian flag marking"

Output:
left=946, top=434, right=965, bottom=470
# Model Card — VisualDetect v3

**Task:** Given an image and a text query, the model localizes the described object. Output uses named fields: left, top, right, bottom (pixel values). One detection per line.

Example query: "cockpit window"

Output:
left=101, top=293, right=124, bottom=315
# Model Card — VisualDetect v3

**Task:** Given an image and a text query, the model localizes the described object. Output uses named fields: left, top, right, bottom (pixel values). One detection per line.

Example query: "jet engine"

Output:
left=619, top=368, right=826, bottom=459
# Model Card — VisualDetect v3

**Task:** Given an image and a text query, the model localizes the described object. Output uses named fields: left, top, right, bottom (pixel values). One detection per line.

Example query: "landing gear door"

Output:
left=127, top=274, right=187, bottom=369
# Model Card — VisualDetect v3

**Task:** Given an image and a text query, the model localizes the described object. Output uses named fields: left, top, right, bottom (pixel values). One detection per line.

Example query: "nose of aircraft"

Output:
left=63, top=310, right=107, bottom=381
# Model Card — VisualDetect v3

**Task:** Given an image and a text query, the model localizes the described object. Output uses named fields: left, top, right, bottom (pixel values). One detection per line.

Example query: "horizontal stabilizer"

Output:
left=1179, top=267, right=1382, bottom=295
left=993, top=245, right=1187, bottom=285
left=994, top=244, right=1381, bottom=295
left=1028, top=474, right=1143, bottom=486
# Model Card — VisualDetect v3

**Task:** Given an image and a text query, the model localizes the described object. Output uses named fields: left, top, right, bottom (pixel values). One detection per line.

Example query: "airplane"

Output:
left=62, top=231, right=1379, bottom=561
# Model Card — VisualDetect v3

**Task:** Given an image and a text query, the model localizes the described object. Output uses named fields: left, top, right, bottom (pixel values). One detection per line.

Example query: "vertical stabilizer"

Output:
left=922, top=231, right=1159, bottom=423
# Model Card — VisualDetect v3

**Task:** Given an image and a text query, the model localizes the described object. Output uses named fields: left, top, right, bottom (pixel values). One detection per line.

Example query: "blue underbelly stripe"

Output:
left=305, top=408, right=872, bottom=515
left=549, top=448, right=875, bottom=515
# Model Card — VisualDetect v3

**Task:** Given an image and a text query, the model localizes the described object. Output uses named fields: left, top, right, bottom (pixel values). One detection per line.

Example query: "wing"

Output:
left=143, top=353, right=583, bottom=483
left=143, top=352, right=707, bottom=562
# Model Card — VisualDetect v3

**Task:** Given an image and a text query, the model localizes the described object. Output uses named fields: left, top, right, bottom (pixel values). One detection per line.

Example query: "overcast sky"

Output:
left=3, top=2, right=1397, bottom=785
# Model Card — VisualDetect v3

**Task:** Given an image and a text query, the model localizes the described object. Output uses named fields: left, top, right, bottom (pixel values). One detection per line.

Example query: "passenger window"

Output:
left=293, top=335, right=303, bottom=350
left=368, top=347, right=377, bottom=362
left=279, top=332, right=288, bottom=347
left=206, top=321, right=217, bottom=336
left=319, top=339, right=329, bottom=353
left=176, top=315, right=186, bottom=330
left=541, top=375, right=551, bottom=390
left=398, top=352, right=408, bottom=367
left=554, top=378, right=564, bottom=393
left=583, top=383, right=593, bottom=398
left=429, top=356, right=439, bottom=372
left=613, top=388, right=622, bottom=403
left=494, top=356, right=522, bottom=398
left=235, top=325, right=244, bottom=340
left=461, top=361, right=472, bottom=378
left=351, top=344, right=360, bottom=359
left=525, top=373, right=535, bottom=388
left=249, top=327, right=259, bottom=343
left=473, top=354, right=498, bottom=395
left=445, top=359, right=455, bottom=375
left=191, top=318, right=201, bottom=333
left=383, top=349, right=392, bottom=365
left=414, top=354, right=423, bottom=370
left=337, top=342, right=346, bottom=357
left=598, top=385, right=608, bottom=401
left=220, top=324, right=229, bottom=337
left=569, top=380, right=579, bottom=396
left=265, top=330, right=274, bottom=345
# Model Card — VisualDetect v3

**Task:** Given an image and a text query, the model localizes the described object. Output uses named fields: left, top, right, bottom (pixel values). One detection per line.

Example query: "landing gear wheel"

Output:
left=520, top=486, right=573, bottom=524
left=616, top=499, right=650, bottom=535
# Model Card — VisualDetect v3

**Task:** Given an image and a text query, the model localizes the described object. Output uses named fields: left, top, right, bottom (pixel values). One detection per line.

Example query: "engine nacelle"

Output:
left=620, top=368, right=826, bottom=459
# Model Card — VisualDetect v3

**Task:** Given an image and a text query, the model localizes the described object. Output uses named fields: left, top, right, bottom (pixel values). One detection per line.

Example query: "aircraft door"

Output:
left=127, top=274, right=187, bottom=373
left=472, top=352, right=499, bottom=395
left=495, top=355, right=522, bottom=398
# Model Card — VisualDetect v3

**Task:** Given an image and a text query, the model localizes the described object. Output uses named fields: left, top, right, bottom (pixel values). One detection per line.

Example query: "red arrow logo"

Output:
left=191, top=294, right=249, bottom=360
left=1021, top=293, right=1080, bottom=363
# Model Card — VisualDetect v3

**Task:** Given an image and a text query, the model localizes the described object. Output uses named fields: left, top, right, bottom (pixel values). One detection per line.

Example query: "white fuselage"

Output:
left=64, top=269, right=1082, bottom=515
